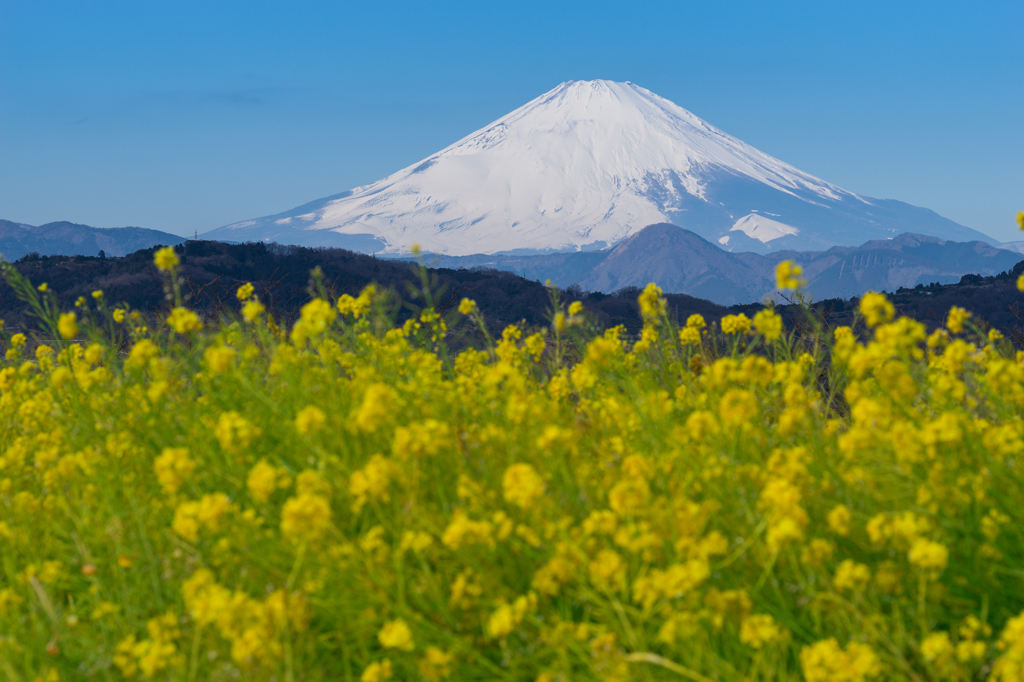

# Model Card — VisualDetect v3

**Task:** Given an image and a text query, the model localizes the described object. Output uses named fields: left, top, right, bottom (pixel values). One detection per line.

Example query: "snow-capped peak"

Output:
left=204, top=80, right=991, bottom=255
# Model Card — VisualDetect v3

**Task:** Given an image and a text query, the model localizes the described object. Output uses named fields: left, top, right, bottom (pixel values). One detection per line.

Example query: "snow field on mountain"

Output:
left=311, top=80, right=854, bottom=254
left=205, top=79, right=993, bottom=256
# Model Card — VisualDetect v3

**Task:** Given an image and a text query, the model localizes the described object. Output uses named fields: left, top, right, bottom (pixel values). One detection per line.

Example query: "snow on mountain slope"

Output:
left=730, top=214, right=800, bottom=243
left=997, top=240, right=1024, bottom=255
left=204, top=80, right=994, bottom=255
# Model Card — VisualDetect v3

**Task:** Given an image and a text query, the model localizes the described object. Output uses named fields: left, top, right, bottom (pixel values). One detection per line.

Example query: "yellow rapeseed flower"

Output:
left=608, top=478, right=650, bottom=516
left=292, top=298, right=337, bottom=345
left=502, top=463, right=544, bottom=509
left=172, top=493, right=232, bottom=542
left=720, top=389, right=757, bottom=426
left=441, top=510, right=495, bottom=550
left=167, top=308, right=202, bottom=334
left=720, top=314, right=752, bottom=335
left=487, top=604, right=516, bottom=638
left=214, top=411, right=257, bottom=453
left=485, top=595, right=534, bottom=639
left=859, top=292, right=894, bottom=327
left=459, top=298, right=476, bottom=315
left=247, top=460, right=290, bottom=503
left=992, top=609, right=1024, bottom=680
left=739, top=614, right=789, bottom=648
left=638, top=283, right=666, bottom=319
left=153, top=246, right=179, bottom=271
left=800, top=638, right=881, bottom=682
left=280, top=493, right=332, bottom=543
left=57, top=312, right=78, bottom=340
left=378, top=619, right=415, bottom=651
left=236, top=282, right=255, bottom=301
left=827, top=505, right=852, bottom=536
left=242, top=298, right=265, bottom=322
left=84, top=343, right=104, bottom=364
left=399, top=530, right=434, bottom=554
left=776, top=260, right=805, bottom=290
left=946, top=306, right=970, bottom=334
left=908, top=538, right=949, bottom=574
left=352, top=384, right=397, bottom=433
left=125, top=340, right=158, bottom=371
left=418, top=647, right=453, bottom=682
left=834, top=560, right=871, bottom=592
left=753, top=309, right=783, bottom=341
left=153, top=448, right=195, bottom=496
left=349, top=455, right=397, bottom=512
left=920, top=631, right=953, bottom=664
left=295, top=405, right=327, bottom=435
left=361, top=659, right=393, bottom=682
left=679, top=326, right=701, bottom=345
left=337, top=285, right=375, bottom=318
left=524, top=333, right=546, bottom=361
left=203, top=346, right=235, bottom=374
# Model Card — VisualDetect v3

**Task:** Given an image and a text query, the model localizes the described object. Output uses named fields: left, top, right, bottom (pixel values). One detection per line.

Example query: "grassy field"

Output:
left=1, top=247, right=1023, bottom=681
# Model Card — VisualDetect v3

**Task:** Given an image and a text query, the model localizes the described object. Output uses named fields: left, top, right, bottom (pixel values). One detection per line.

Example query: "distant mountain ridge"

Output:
left=204, top=79, right=994, bottom=255
left=429, top=224, right=1023, bottom=305
left=6, top=216, right=1017, bottom=307
left=0, top=219, right=185, bottom=261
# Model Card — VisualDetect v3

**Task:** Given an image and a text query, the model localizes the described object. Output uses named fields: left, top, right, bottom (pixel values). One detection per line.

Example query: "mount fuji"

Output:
left=203, top=80, right=993, bottom=256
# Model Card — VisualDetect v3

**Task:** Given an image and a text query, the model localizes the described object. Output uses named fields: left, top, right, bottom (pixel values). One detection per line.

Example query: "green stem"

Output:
left=625, top=652, right=715, bottom=682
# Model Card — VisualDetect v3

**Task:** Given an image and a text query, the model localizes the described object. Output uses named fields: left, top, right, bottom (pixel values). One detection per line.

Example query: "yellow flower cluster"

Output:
left=337, top=284, right=375, bottom=318
left=775, top=260, right=805, bottom=290
left=947, top=305, right=971, bottom=333
left=721, top=312, right=751, bottom=335
left=153, top=246, right=179, bottom=271
left=2, top=257, right=1024, bottom=681
left=800, top=637, right=881, bottom=681
left=291, top=298, right=337, bottom=346
left=57, top=312, right=78, bottom=340
left=638, top=283, right=666, bottom=319
left=236, top=282, right=255, bottom=301
left=859, top=291, right=894, bottom=327
left=678, top=313, right=704, bottom=345
left=753, top=308, right=783, bottom=341
left=166, top=307, right=202, bottom=334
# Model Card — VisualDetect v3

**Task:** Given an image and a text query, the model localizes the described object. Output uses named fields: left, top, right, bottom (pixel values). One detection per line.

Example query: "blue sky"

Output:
left=1, top=1, right=1021, bottom=241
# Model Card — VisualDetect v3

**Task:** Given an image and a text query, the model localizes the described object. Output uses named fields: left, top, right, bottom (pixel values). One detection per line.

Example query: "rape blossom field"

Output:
left=1, top=246, right=1024, bottom=681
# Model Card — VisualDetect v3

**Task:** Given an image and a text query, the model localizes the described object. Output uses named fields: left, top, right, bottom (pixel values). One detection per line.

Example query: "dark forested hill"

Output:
left=0, top=240, right=733, bottom=334
left=3, top=240, right=1023, bottom=346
